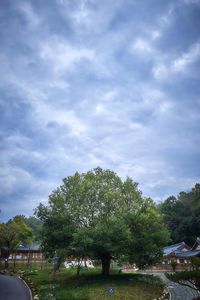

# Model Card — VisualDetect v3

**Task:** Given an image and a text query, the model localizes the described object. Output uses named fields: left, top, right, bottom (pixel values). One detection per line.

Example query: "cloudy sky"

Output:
left=0, top=0, right=200, bottom=221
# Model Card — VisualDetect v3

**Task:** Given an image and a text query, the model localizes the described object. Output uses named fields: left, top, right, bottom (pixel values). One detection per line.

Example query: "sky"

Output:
left=0, top=0, right=200, bottom=222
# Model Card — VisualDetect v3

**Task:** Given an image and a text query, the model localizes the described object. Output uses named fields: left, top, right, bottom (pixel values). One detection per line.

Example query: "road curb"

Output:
left=167, top=286, right=172, bottom=300
left=18, top=275, right=33, bottom=300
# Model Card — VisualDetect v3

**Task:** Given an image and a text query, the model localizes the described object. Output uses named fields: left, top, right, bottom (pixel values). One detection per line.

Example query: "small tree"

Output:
left=0, top=216, right=33, bottom=269
left=171, top=260, right=178, bottom=272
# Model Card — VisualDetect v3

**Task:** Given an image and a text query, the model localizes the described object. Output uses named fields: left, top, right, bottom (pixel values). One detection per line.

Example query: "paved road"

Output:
left=0, top=274, right=31, bottom=300
left=151, top=272, right=200, bottom=300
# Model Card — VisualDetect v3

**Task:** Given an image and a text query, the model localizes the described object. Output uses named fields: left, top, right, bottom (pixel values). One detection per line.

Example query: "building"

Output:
left=176, top=237, right=200, bottom=260
left=9, top=243, right=43, bottom=262
left=192, top=237, right=200, bottom=251
left=161, top=242, right=191, bottom=270
left=147, top=238, right=200, bottom=271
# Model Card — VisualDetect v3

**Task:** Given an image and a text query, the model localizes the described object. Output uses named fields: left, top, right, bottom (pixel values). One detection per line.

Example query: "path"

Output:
left=0, top=274, right=31, bottom=300
left=151, top=272, right=200, bottom=300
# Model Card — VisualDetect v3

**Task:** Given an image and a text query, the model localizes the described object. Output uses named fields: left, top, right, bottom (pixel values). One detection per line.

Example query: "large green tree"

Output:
left=36, top=167, right=169, bottom=275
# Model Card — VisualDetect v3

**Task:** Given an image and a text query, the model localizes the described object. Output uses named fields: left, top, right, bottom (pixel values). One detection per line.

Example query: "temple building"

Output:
left=176, top=237, right=200, bottom=260
left=147, top=237, right=200, bottom=271
left=9, top=243, right=43, bottom=262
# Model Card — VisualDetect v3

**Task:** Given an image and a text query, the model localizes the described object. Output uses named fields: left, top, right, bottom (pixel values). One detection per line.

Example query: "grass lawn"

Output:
left=14, top=264, right=164, bottom=300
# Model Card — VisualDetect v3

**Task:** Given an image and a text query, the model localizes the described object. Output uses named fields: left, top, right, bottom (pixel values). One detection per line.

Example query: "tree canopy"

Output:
left=159, top=183, right=200, bottom=245
left=0, top=215, right=33, bottom=268
left=36, top=167, right=169, bottom=275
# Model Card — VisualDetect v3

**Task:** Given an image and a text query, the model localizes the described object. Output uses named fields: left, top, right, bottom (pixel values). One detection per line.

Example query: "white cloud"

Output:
left=12, top=82, right=88, bottom=136
left=131, top=38, right=154, bottom=53
left=153, top=43, right=200, bottom=79
left=40, top=39, right=95, bottom=74
left=152, top=64, right=167, bottom=79
left=151, top=30, right=161, bottom=40
left=102, top=90, right=118, bottom=102
left=36, top=103, right=88, bottom=136
left=0, top=166, right=32, bottom=196
left=172, top=43, right=200, bottom=72
left=95, top=103, right=106, bottom=114
left=94, top=90, right=119, bottom=115
left=58, top=0, right=122, bottom=34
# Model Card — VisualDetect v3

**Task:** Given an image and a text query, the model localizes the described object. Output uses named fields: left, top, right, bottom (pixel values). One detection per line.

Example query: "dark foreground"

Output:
left=0, top=274, right=31, bottom=300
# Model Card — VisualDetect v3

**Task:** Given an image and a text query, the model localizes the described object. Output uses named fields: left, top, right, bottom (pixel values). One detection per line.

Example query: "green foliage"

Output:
left=72, top=217, right=131, bottom=259
left=127, top=200, right=170, bottom=268
left=191, top=257, right=200, bottom=270
left=0, top=215, right=33, bottom=250
left=0, top=215, right=33, bottom=266
left=36, top=167, right=169, bottom=275
left=24, top=216, right=43, bottom=242
left=35, top=204, right=75, bottom=266
left=171, top=260, right=178, bottom=272
left=159, top=183, right=200, bottom=244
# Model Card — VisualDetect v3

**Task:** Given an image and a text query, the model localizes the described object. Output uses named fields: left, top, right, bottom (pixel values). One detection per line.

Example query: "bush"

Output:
left=191, top=257, right=200, bottom=270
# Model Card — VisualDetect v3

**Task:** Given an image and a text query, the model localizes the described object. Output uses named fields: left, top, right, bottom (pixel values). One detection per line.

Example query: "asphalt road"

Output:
left=0, top=274, right=31, bottom=300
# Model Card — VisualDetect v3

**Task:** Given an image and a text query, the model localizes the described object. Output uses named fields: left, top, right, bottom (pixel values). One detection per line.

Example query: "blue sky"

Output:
left=0, top=0, right=200, bottom=221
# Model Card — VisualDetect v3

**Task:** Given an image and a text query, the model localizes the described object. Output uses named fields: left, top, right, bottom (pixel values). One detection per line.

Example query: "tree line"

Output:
left=159, top=183, right=200, bottom=246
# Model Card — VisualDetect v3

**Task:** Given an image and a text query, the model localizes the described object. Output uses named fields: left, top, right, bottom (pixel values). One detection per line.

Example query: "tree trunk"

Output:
left=101, top=254, right=111, bottom=276
left=53, top=256, right=62, bottom=275
left=41, top=255, right=44, bottom=270
left=84, top=259, right=87, bottom=268
left=4, top=248, right=10, bottom=270
left=14, top=252, right=16, bottom=270
left=4, top=258, right=9, bottom=270
left=27, top=248, right=31, bottom=267
left=76, top=264, right=81, bottom=277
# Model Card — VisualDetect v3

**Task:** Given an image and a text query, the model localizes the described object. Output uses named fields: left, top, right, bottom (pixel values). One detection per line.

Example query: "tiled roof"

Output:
left=192, top=237, right=200, bottom=250
left=163, top=242, right=188, bottom=256
left=176, top=249, right=200, bottom=258
left=163, top=238, right=200, bottom=258
left=16, top=243, right=41, bottom=251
